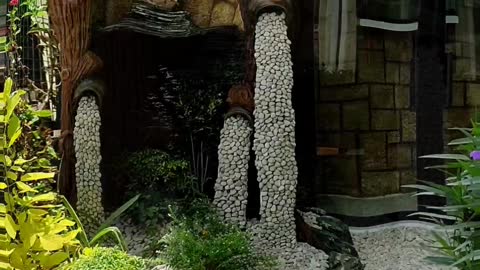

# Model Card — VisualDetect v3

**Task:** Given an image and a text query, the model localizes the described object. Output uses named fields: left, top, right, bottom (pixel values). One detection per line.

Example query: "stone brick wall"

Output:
left=446, top=0, right=480, bottom=146
left=316, top=28, right=416, bottom=197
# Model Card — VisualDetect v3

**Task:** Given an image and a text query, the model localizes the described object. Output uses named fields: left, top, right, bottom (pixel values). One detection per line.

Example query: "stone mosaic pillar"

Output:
left=74, top=89, right=105, bottom=235
left=213, top=108, right=252, bottom=228
left=250, top=11, right=297, bottom=250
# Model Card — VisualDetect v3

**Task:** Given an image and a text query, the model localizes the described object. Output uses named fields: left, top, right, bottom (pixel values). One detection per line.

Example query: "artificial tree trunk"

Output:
left=48, top=0, right=103, bottom=204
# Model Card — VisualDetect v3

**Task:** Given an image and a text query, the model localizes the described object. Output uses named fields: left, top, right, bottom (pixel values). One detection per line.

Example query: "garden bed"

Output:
left=351, top=221, right=451, bottom=270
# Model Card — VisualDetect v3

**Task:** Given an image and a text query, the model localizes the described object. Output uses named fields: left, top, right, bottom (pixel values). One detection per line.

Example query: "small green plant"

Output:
left=124, top=149, right=190, bottom=193
left=155, top=199, right=278, bottom=270
left=61, top=247, right=148, bottom=270
left=111, top=149, right=194, bottom=227
left=406, top=121, right=480, bottom=269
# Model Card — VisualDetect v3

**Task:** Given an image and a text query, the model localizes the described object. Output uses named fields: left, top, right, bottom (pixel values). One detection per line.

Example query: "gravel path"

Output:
left=351, top=222, right=452, bottom=270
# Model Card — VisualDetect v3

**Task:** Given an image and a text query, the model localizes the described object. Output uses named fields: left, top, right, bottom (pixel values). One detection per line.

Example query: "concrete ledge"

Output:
left=317, top=193, right=417, bottom=217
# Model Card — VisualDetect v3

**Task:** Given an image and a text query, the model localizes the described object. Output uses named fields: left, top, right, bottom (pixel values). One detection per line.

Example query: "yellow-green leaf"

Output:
left=57, top=219, right=75, bottom=227
left=5, top=91, right=26, bottom=122
left=0, top=183, right=7, bottom=190
left=10, top=166, right=24, bottom=173
left=19, top=221, right=36, bottom=249
left=14, top=158, right=32, bottom=166
left=40, top=251, right=69, bottom=269
left=38, top=235, right=64, bottom=251
left=5, top=214, right=17, bottom=239
left=0, top=204, right=6, bottom=213
left=30, top=193, right=56, bottom=203
left=0, top=155, right=12, bottom=166
left=7, top=129, right=21, bottom=148
left=6, top=171, right=17, bottom=181
left=3, top=78, right=12, bottom=102
left=9, top=248, right=24, bottom=269
left=15, top=182, right=36, bottom=193
left=7, top=114, right=20, bottom=147
left=63, top=229, right=80, bottom=243
left=21, top=172, right=55, bottom=182
left=27, top=209, right=47, bottom=217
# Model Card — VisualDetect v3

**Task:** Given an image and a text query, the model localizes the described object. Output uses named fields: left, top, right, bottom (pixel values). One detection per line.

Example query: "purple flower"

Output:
left=471, top=151, right=480, bottom=161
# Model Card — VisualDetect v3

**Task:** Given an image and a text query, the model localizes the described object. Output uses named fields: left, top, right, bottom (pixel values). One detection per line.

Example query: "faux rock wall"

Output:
left=214, top=115, right=252, bottom=228
left=105, top=0, right=244, bottom=30
left=251, top=11, right=297, bottom=250
left=74, top=96, right=105, bottom=235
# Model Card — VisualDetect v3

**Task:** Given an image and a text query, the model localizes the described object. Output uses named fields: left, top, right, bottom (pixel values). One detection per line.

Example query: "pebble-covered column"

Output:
left=251, top=11, right=297, bottom=250
left=214, top=115, right=252, bottom=228
left=74, top=95, right=105, bottom=235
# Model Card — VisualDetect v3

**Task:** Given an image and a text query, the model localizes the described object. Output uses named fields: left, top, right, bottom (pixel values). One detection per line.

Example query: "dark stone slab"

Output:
left=296, top=208, right=364, bottom=270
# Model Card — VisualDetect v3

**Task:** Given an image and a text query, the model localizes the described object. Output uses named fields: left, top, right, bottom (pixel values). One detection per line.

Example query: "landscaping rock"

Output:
left=296, top=208, right=364, bottom=270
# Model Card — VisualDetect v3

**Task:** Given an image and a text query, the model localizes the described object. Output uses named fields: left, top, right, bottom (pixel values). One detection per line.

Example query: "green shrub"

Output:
left=124, top=149, right=190, bottom=193
left=155, top=199, right=278, bottom=270
left=406, top=122, right=480, bottom=269
left=111, top=149, right=195, bottom=226
left=63, top=247, right=147, bottom=270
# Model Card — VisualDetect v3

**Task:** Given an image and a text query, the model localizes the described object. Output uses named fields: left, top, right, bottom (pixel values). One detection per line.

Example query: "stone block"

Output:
left=319, top=157, right=360, bottom=196
left=319, top=85, right=368, bottom=101
left=372, top=110, right=399, bottom=130
left=388, top=144, right=412, bottom=169
left=361, top=171, right=400, bottom=196
left=388, top=131, right=400, bottom=144
left=466, top=83, right=480, bottom=106
left=370, top=84, right=394, bottom=109
left=399, top=63, right=411, bottom=84
left=444, top=108, right=474, bottom=129
left=209, top=1, right=236, bottom=26
left=454, top=58, right=476, bottom=81
left=184, top=0, right=215, bottom=27
left=232, top=5, right=244, bottom=30
left=358, top=50, right=385, bottom=83
left=395, top=85, right=410, bottom=109
left=400, top=170, right=417, bottom=193
left=319, top=132, right=358, bottom=149
left=343, top=101, right=370, bottom=130
left=451, top=82, right=465, bottom=107
left=386, top=63, right=400, bottom=84
left=358, top=28, right=384, bottom=50
left=361, top=132, right=387, bottom=170
left=317, top=104, right=341, bottom=131
left=401, top=111, right=416, bottom=142
left=320, top=70, right=356, bottom=86
left=106, top=0, right=133, bottom=25
left=144, top=0, right=177, bottom=9
left=385, top=32, right=413, bottom=62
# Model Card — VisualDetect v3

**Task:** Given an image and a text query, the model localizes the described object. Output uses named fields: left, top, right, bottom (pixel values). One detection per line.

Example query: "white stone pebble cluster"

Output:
left=273, top=243, right=329, bottom=270
left=352, top=225, right=451, bottom=270
left=74, top=95, right=105, bottom=235
left=214, top=115, right=252, bottom=228
left=115, top=218, right=168, bottom=256
left=250, top=11, right=297, bottom=251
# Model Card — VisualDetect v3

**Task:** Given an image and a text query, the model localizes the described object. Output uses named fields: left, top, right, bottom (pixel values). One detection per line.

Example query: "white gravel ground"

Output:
left=351, top=222, right=453, bottom=270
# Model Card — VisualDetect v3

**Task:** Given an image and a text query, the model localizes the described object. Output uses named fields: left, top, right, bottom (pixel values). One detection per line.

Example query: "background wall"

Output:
left=316, top=27, right=416, bottom=198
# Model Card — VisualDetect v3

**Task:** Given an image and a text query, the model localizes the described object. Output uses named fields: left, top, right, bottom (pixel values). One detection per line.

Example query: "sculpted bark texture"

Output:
left=49, top=0, right=103, bottom=204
